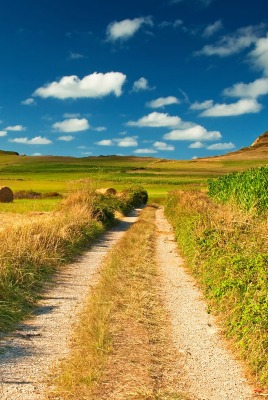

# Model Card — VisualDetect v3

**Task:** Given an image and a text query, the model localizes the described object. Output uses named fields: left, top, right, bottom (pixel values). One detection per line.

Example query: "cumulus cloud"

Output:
left=127, top=112, right=184, bottom=128
left=53, top=118, right=90, bottom=132
left=9, top=136, right=52, bottom=145
left=190, top=100, right=213, bottom=110
left=153, top=141, right=175, bottom=151
left=203, top=20, right=223, bottom=38
left=34, top=72, right=127, bottom=99
left=223, top=77, right=268, bottom=99
left=249, top=35, right=268, bottom=75
left=132, top=77, right=153, bottom=92
left=188, top=141, right=204, bottom=148
left=196, top=25, right=265, bottom=57
left=146, top=96, right=180, bottom=108
left=57, top=135, right=75, bottom=141
left=207, top=142, right=236, bottom=150
left=115, top=137, right=138, bottom=147
left=106, top=17, right=153, bottom=41
left=95, top=139, right=113, bottom=146
left=95, top=137, right=138, bottom=147
left=21, top=98, right=35, bottom=106
left=5, top=125, right=26, bottom=131
left=0, top=131, right=7, bottom=137
left=134, top=148, right=158, bottom=154
left=200, top=99, right=262, bottom=116
left=163, top=125, right=221, bottom=141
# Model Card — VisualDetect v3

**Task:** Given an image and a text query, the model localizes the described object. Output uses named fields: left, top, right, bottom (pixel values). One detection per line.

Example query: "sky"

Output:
left=0, top=0, right=268, bottom=160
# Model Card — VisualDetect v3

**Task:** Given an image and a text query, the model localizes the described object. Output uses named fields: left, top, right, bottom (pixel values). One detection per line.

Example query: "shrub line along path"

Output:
left=0, top=206, right=256, bottom=400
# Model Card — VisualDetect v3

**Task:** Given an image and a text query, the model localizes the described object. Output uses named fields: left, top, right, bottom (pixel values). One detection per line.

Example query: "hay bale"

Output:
left=96, top=187, right=117, bottom=196
left=0, top=186, right=14, bottom=203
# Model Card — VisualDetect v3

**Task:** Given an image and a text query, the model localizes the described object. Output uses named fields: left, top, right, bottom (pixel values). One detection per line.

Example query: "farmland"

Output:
left=0, top=141, right=267, bottom=390
left=0, top=149, right=267, bottom=210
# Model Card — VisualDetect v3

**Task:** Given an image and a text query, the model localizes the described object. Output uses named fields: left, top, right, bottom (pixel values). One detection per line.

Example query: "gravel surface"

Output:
left=156, top=207, right=255, bottom=400
left=0, top=210, right=140, bottom=400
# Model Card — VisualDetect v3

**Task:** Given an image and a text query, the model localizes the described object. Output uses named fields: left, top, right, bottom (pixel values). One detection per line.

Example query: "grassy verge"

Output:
left=165, top=191, right=268, bottom=385
left=46, top=206, right=187, bottom=400
left=0, top=186, right=147, bottom=334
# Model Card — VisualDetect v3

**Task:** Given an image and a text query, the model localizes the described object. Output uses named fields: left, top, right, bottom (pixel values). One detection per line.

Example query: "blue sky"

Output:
left=0, top=0, right=268, bottom=159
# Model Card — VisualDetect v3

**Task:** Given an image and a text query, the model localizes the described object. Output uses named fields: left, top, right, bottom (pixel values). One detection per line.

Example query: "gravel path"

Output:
left=156, top=207, right=255, bottom=400
left=0, top=210, right=140, bottom=400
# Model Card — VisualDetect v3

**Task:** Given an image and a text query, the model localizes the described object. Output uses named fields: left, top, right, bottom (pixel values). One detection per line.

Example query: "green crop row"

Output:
left=208, top=166, right=268, bottom=213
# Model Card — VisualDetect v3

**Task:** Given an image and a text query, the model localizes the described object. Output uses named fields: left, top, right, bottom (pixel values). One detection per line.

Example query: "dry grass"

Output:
left=46, top=206, right=188, bottom=400
left=0, top=189, right=104, bottom=332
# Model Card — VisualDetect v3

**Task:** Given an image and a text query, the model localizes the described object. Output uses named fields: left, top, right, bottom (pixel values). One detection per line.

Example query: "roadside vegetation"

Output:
left=47, top=206, right=186, bottom=400
left=165, top=168, right=268, bottom=384
left=208, top=166, right=268, bottom=213
left=0, top=186, right=147, bottom=333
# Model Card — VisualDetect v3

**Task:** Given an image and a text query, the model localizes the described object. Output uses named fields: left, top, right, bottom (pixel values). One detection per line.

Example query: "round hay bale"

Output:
left=0, top=186, right=14, bottom=203
left=96, top=187, right=117, bottom=196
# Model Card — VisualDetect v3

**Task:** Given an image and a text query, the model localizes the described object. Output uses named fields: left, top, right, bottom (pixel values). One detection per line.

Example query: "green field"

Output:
left=0, top=153, right=267, bottom=211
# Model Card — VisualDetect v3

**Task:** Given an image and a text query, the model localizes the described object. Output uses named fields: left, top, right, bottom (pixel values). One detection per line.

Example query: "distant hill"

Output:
left=199, top=131, right=268, bottom=161
left=0, top=150, right=19, bottom=156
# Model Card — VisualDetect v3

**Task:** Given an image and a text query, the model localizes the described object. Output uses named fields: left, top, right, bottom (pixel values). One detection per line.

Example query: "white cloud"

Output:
left=0, top=131, right=7, bottom=137
left=249, top=35, right=268, bottom=75
left=134, top=148, right=158, bottom=154
left=188, top=141, right=204, bottom=148
left=190, top=99, right=213, bottom=110
left=106, top=17, right=153, bottom=41
left=132, top=77, right=153, bottom=92
left=202, top=20, right=223, bottom=38
left=57, top=135, right=75, bottom=141
left=95, top=137, right=138, bottom=147
left=94, top=126, right=107, bottom=132
left=196, top=25, right=265, bottom=57
left=207, top=142, right=236, bottom=150
left=21, top=98, right=35, bottom=106
left=153, top=141, right=175, bottom=151
left=34, top=72, right=127, bottom=99
left=127, top=112, right=184, bottom=128
left=223, top=77, right=268, bottom=99
left=164, top=125, right=221, bottom=141
left=146, top=96, right=180, bottom=108
left=5, top=125, right=26, bottom=131
left=116, top=137, right=138, bottom=147
left=32, top=153, right=42, bottom=156
left=96, top=139, right=113, bottom=146
left=53, top=118, right=90, bottom=132
left=9, top=136, right=52, bottom=145
left=200, top=99, right=262, bottom=116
